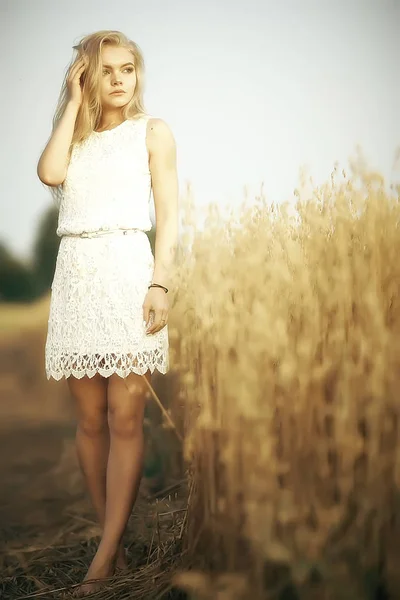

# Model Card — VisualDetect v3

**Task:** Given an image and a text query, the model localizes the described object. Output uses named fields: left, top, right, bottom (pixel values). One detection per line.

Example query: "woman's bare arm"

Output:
left=37, top=100, right=80, bottom=186
left=147, top=118, right=179, bottom=290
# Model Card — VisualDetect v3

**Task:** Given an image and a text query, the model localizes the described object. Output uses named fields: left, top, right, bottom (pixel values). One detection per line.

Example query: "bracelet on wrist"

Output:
left=148, top=283, right=169, bottom=293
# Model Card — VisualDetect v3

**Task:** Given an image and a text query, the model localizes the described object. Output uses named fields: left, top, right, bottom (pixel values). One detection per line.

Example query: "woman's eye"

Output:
left=102, top=68, right=134, bottom=75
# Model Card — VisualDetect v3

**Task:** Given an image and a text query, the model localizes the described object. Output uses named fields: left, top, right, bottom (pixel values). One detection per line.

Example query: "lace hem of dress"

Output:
left=46, top=350, right=168, bottom=380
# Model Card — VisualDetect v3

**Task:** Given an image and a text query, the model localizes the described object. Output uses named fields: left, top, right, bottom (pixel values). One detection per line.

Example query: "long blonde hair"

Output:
left=45, top=30, right=147, bottom=206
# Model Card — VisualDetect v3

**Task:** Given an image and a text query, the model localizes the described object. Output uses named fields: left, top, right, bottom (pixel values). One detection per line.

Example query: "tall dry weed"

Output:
left=168, top=160, right=400, bottom=599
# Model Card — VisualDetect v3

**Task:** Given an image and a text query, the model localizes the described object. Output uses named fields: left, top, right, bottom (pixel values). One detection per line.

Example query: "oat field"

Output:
left=169, top=161, right=400, bottom=599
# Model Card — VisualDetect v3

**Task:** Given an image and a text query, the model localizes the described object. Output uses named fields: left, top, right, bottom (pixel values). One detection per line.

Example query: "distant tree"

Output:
left=0, top=242, right=36, bottom=302
left=31, top=205, right=60, bottom=297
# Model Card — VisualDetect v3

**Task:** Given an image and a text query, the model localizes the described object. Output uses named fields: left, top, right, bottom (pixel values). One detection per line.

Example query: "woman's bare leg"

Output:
left=76, top=370, right=150, bottom=591
left=68, top=373, right=109, bottom=522
left=67, top=373, right=128, bottom=595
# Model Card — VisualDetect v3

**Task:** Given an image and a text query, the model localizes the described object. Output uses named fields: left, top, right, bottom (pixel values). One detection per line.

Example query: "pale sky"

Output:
left=1, top=0, right=399, bottom=259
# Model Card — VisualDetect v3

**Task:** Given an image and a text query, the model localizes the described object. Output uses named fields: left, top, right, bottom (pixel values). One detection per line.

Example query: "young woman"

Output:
left=37, top=30, right=178, bottom=595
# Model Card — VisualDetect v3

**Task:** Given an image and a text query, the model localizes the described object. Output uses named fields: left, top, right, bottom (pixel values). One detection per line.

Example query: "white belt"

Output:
left=62, top=228, right=143, bottom=239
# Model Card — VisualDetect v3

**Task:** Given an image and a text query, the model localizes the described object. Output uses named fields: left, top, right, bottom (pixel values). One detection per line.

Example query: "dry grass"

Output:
left=167, top=160, right=400, bottom=599
left=0, top=482, right=189, bottom=600
left=0, top=418, right=189, bottom=600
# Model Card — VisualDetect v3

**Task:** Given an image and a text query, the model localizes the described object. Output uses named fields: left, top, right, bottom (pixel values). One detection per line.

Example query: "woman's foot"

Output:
left=73, top=548, right=116, bottom=597
left=115, top=543, right=129, bottom=572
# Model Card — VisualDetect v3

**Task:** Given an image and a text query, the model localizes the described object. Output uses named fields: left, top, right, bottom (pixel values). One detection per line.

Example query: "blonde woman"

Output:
left=37, top=30, right=178, bottom=595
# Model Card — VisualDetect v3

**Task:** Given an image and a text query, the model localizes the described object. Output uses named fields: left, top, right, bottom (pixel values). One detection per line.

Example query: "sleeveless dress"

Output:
left=45, top=115, right=169, bottom=380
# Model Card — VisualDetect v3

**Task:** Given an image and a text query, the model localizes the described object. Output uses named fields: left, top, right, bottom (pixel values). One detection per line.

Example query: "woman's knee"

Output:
left=78, top=413, right=108, bottom=437
left=107, top=408, right=144, bottom=438
left=106, top=373, right=148, bottom=437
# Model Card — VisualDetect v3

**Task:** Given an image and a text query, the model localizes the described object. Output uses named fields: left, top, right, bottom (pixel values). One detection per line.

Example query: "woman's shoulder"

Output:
left=127, top=114, right=172, bottom=139
left=126, top=115, right=174, bottom=146
left=125, top=114, right=158, bottom=134
left=139, top=116, right=173, bottom=135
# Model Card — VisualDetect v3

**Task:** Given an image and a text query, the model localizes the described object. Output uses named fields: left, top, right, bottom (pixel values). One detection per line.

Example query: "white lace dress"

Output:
left=45, top=115, right=169, bottom=380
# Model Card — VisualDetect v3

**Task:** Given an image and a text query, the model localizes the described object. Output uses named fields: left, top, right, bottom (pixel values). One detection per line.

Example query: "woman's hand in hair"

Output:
left=66, top=56, right=87, bottom=108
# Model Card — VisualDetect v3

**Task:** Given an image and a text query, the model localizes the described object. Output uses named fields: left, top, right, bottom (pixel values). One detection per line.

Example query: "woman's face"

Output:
left=97, top=45, right=137, bottom=110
